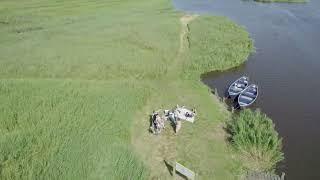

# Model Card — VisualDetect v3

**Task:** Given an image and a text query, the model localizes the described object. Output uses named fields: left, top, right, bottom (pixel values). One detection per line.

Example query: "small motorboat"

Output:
left=238, top=84, right=258, bottom=107
left=228, top=76, right=249, bottom=98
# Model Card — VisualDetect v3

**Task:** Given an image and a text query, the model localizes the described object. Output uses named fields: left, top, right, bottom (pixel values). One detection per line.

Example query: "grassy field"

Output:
left=0, top=0, right=253, bottom=179
left=0, top=80, right=150, bottom=179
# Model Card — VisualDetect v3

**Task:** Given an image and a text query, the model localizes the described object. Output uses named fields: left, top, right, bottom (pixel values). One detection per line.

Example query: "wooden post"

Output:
left=231, top=107, right=234, bottom=113
left=215, top=88, right=218, bottom=97
left=281, top=172, right=285, bottom=180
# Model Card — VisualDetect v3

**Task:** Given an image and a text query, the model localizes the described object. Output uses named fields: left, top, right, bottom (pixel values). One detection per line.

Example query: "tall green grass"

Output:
left=0, top=80, right=150, bottom=179
left=0, top=0, right=181, bottom=80
left=228, top=109, right=284, bottom=172
left=182, top=16, right=253, bottom=79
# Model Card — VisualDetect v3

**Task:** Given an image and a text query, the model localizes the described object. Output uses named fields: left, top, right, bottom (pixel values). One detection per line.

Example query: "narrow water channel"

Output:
left=173, top=0, right=320, bottom=179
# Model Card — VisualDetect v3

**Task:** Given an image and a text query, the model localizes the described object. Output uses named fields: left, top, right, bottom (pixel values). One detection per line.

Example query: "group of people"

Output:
left=150, top=111, right=166, bottom=135
left=149, top=105, right=197, bottom=135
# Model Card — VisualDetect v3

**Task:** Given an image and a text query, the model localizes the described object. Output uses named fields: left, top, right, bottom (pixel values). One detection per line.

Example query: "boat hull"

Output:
left=238, top=84, right=258, bottom=107
left=227, top=76, right=249, bottom=98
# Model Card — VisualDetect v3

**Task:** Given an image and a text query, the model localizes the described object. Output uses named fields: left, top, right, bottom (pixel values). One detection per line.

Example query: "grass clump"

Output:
left=228, top=109, right=284, bottom=172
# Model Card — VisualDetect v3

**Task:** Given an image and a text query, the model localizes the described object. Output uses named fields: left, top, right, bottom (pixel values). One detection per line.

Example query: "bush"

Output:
left=228, top=109, right=284, bottom=172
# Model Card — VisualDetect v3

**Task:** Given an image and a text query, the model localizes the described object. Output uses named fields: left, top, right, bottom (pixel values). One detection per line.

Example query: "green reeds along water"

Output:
left=228, top=109, right=284, bottom=172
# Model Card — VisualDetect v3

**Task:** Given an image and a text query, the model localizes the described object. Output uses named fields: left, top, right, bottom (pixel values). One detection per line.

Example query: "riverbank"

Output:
left=0, top=0, right=252, bottom=179
left=177, top=0, right=320, bottom=179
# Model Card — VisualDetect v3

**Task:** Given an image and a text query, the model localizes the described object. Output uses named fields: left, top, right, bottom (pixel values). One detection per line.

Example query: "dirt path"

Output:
left=166, top=15, right=198, bottom=78
left=179, top=15, right=197, bottom=54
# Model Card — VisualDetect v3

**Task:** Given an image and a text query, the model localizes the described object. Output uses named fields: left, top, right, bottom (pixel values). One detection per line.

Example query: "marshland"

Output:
left=1, top=0, right=318, bottom=179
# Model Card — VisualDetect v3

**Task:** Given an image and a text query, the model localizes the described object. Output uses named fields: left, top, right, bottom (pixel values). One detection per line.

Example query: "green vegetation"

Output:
left=0, top=0, right=255, bottom=179
left=254, top=0, right=307, bottom=3
left=228, top=109, right=284, bottom=172
left=182, top=16, right=254, bottom=79
left=0, top=80, right=150, bottom=179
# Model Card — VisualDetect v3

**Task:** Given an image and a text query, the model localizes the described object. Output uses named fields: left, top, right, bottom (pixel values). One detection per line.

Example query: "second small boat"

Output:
left=238, top=84, right=258, bottom=107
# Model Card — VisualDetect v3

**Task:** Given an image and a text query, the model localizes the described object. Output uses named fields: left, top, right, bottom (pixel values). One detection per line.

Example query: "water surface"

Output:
left=173, top=0, right=320, bottom=179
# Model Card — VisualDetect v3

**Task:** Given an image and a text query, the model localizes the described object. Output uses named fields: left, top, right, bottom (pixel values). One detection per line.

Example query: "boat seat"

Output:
left=243, top=91, right=256, bottom=98
left=240, top=96, right=253, bottom=101
left=236, top=84, right=246, bottom=88
left=231, top=86, right=243, bottom=92
left=240, top=80, right=248, bottom=84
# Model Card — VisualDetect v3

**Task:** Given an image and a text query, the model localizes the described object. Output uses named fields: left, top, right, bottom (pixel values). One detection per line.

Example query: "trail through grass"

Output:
left=0, top=0, right=253, bottom=179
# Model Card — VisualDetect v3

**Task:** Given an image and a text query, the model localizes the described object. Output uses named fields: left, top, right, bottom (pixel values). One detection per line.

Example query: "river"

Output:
left=173, top=0, right=320, bottom=179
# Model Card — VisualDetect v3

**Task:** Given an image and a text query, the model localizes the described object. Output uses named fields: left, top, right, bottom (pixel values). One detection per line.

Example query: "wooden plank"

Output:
left=175, top=162, right=195, bottom=180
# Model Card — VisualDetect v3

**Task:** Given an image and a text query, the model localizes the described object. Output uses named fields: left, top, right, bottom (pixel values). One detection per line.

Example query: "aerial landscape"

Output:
left=0, top=0, right=319, bottom=179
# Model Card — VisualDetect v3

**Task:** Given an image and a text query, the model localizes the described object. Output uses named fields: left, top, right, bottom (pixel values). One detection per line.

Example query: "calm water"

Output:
left=173, top=0, right=320, bottom=179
